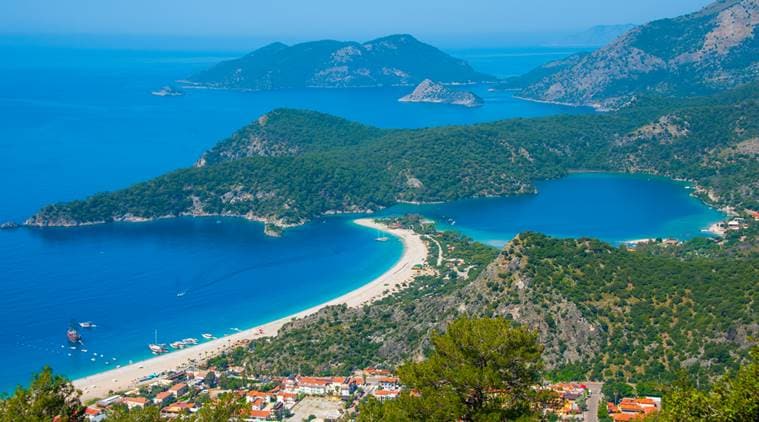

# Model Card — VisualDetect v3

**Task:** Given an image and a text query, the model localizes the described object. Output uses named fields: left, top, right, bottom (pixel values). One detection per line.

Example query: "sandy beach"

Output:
left=73, top=218, right=427, bottom=401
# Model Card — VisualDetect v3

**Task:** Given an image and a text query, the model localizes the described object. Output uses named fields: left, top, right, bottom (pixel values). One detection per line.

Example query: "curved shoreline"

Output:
left=73, top=218, right=427, bottom=401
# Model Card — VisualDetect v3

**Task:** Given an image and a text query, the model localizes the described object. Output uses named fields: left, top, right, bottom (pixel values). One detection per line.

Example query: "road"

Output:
left=584, top=381, right=604, bottom=422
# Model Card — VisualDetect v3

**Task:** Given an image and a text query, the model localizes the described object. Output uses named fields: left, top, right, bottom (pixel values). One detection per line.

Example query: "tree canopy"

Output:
left=358, top=317, right=547, bottom=421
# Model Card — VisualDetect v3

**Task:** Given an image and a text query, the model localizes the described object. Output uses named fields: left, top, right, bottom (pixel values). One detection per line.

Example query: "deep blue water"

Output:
left=0, top=45, right=593, bottom=223
left=0, top=217, right=401, bottom=390
left=0, top=44, right=721, bottom=391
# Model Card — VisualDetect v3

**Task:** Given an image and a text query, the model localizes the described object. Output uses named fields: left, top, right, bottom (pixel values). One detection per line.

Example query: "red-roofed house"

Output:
left=162, top=402, right=198, bottom=417
left=84, top=406, right=105, bottom=422
left=168, top=382, right=188, bottom=397
left=377, top=376, right=400, bottom=390
left=245, top=390, right=272, bottom=403
left=297, top=376, right=333, bottom=395
left=123, top=396, right=149, bottom=410
left=276, top=391, right=298, bottom=406
left=251, top=397, right=266, bottom=410
left=155, top=391, right=173, bottom=406
left=609, top=397, right=660, bottom=421
left=373, top=389, right=400, bottom=402
left=247, top=409, right=273, bottom=421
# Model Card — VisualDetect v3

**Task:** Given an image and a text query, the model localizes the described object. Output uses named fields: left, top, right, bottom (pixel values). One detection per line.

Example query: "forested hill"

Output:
left=501, top=0, right=759, bottom=110
left=184, top=34, right=496, bottom=90
left=208, top=219, right=758, bottom=387
left=196, top=109, right=386, bottom=166
left=27, top=84, right=759, bottom=229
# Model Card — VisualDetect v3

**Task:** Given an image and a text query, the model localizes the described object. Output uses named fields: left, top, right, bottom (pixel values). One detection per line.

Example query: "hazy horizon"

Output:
left=2, top=0, right=713, bottom=50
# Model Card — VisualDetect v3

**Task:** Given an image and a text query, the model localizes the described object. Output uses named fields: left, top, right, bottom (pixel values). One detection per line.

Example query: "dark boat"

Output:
left=67, top=327, right=82, bottom=344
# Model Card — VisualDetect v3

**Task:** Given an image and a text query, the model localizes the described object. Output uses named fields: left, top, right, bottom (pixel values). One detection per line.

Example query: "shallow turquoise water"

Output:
left=381, top=173, right=724, bottom=247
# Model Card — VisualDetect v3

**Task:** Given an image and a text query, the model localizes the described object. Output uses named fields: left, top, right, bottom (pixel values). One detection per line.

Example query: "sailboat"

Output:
left=375, top=229, right=389, bottom=242
left=148, top=329, right=167, bottom=354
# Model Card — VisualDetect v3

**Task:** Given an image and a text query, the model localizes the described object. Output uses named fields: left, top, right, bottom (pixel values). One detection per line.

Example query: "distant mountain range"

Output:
left=184, top=34, right=496, bottom=91
left=503, top=0, right=759, bottom=110
left=553, top=24, right=637, bottom=46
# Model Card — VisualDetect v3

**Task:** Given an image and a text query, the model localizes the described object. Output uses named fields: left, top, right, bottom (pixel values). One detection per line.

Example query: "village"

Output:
left=82, top=366, right=402, bottom=421
left=82, top=364, right=661, bottom=421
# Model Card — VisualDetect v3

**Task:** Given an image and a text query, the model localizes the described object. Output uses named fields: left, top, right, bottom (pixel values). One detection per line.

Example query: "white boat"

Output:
left=148, top=329, right=167, bottom=354
left=151, top=85, right=184, bottom=97
left=170, top=341, right=186, bottom=349
left=182, top=338, right=199, bottom=345
left=201, top=333, right=214, bottom=339
left=149, top=343, right=167, bottom=354
left=375, top=229, right=389, bottom=242
left=79, top=321, right=96, bottom=328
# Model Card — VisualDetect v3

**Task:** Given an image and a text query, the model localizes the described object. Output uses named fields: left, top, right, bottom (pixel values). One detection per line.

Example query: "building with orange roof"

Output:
left=154, top=391, right=174, bottom=406
left=276, top=391, right=298, bottom=405
left=123, top=396, right=149, bottom=410
left=161, top=402, right=198, bottom=417
left=612, top=414, right=638, bottom=421
left=364, top=367, right=393, bottom=376
left=247, top=408, right=272, bottom=421
left=296, top=376, right=335, bottom=395
left=168, top=382, right=188, bottom=397
left=373, top=389, right=400, bottom=402
left=245, top=390, right=272, bottom=400
left=84, top=406, right=105, bottom=422
left=609, top=397, right=660, bottom=421
left=250, top=397, right=266, bottom=410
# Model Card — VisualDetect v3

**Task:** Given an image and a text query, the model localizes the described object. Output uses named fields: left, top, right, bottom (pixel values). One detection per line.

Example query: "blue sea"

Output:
left=0, top=43, right=721, bottom=391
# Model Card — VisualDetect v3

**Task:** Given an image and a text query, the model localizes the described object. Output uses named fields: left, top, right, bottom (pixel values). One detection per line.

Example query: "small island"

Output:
left=151, top=85, right=184, bottom=97
left=398, top=79, right=483, bottom=107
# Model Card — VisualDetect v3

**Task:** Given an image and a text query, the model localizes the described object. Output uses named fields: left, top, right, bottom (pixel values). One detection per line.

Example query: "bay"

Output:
left=0, top=43, right=720, bottom=392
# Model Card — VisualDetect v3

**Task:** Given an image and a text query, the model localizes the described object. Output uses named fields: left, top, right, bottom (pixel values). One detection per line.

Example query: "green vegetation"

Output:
left=505, top=232, right=758, bottom=384
left=654, top=347, right=759, bottom=421
left=0, top=367, right=82, bottom=421
left=207, top=215, right=757, bottom=392
left=30, top=84, right=759, bottom=227
left=358, top=317, right=547, bottom=421
left=212, top=216, right=499, bottom=375
left=501, top=1, right=759, bottom=108
left=187, top=34, right=495, bottom=91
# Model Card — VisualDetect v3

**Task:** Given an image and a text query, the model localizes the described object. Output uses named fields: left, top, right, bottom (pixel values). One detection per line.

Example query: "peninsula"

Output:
left=398, top=79, right=483, bottom=107
left=27, top=83, right=759, bottom=232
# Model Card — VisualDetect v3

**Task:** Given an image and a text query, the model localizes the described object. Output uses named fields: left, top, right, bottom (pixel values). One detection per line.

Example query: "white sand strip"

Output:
left=74, top=218, right=426, bottom=401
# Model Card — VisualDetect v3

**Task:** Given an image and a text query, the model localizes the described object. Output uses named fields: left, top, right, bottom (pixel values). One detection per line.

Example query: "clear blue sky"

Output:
left=2, top=0, right=713, bottom=47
